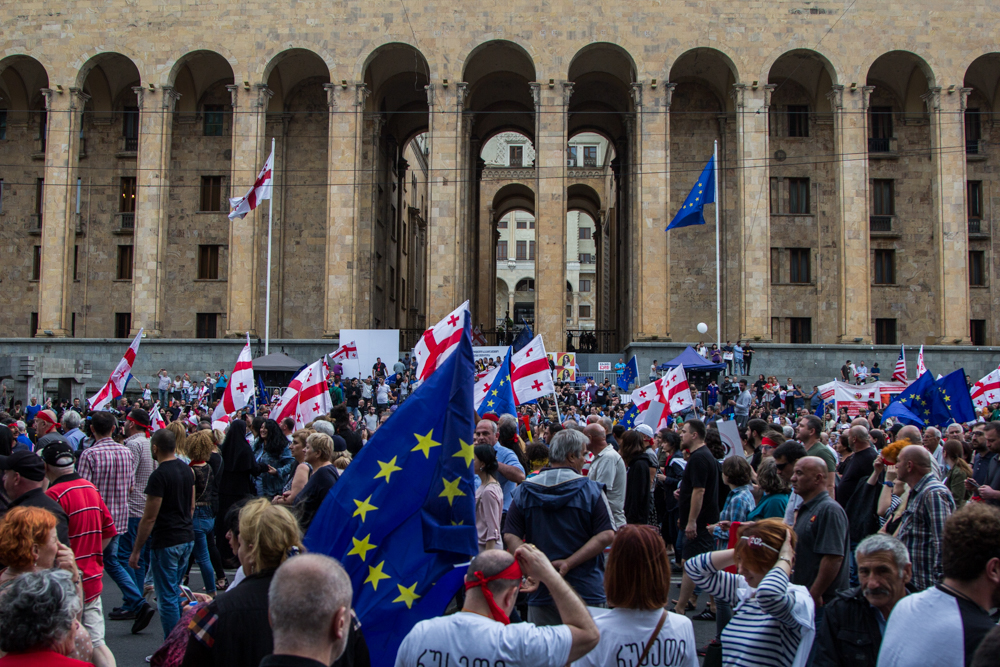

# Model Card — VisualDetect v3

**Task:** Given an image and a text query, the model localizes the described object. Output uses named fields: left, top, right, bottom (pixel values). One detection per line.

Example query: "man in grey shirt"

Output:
left=729, top=379, right=752, bottom=428
left=583, top=423, right=626, bottom=529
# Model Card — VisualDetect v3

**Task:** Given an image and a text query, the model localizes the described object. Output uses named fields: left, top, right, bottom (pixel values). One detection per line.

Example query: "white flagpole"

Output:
left=265, top=138, right=275, bottom=356
left=714, top=140, right=721, bottom=349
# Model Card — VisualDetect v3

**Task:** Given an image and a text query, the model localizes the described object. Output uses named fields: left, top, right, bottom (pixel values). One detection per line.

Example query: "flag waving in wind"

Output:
left=212, top=334, right=254, bottom=421
left=414, top=301, right=470, bottom=383
left=970, top=366, right=1000, bottom=410
left=666, top=154, right=716, bottom=231
left=89, top=329, right=142, bottom=410
left=474, top=348, right=516, bottom=415
left=917, top=345, right=927, bottom=378
left=229, top=149, right=274, bottom=220
left=617, top=356, right=638, bottom=391
left=510, top=334, right=555, bottom=405
left=892, top=345, right=907, bottom=383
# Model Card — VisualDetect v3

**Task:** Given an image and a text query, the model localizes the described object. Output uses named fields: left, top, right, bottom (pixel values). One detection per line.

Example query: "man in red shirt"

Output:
left=41, top=437, right=117, bottom=667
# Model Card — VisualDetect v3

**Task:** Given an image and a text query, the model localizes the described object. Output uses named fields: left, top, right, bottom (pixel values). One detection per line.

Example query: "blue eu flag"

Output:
left=618, top=356, right=639, bottom=391
left=930, top=369, right=977, bottom=426
left=512, top=317, right=534, bottom=352
left=892, top=369, right=935, bottom=423
left=480, top=348, right=517, bottom=416
left=304, top=315, right=478, bottom=666
left=881, top=400, right=924, bottom=427
left=618, top=403, right=639, bottom=428
left=666, top=154, right=716, bottom=231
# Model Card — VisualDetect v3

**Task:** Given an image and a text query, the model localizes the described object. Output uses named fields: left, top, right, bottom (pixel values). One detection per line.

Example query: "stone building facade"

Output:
left=1, top=2, right=998, bottom=352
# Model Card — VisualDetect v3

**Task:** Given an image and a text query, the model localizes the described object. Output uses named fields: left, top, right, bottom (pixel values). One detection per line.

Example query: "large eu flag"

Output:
left=618, top=402, right=640, bottom=428
left=666, top=154, right=716, bottom=231
left=930, top=369, right=977, bottom=426
left=617, top=356, right=639, bottom=391
left=304, top=314, right=478, bottom=666
left=891, top=369, right=935, bottom=423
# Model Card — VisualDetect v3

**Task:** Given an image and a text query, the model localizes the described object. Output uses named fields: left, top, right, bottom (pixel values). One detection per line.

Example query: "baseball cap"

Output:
left=38, top=436, right=75, bottom=467
left=0, top=450, right=46, bottom=482
left=635, top=424, right=655, bottom=438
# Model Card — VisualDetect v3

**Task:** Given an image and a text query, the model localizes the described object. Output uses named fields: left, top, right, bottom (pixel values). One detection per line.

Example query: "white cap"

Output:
left=635, top=424, right=655, bottom=438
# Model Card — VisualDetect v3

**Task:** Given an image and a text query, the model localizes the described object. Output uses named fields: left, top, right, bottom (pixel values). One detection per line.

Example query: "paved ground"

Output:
left=100, top=568, right=718, bottom=666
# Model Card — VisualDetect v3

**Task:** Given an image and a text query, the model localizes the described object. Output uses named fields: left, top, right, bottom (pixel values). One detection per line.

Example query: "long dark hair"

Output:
left=219, top=419, right=253, bottom=472
left=498, top=421, right=529, bottom=472
left=474, top=444, right=500, bottom=483
left=261, top=419, right=287, bottom=457
left=0, top=427, right=12, bottom=457
left=620, top=430, right=646, bottom=466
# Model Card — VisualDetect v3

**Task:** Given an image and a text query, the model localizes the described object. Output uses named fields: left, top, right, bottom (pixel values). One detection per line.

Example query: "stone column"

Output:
left=322, top=83, right=367, bottom=336
left=225, top=83, right=271, bottom=337
left=828, top=85, right=872, bottom=343
left=731, top=83, right=772, bottom=341
left=131, top=85, right=179, bottom=336
left=476, top=205, right=496, bottom=328
left=925, top=86, right=971, bottom=343
left=37, top=87, right=88, bottom=337
left=534, top=81, right=571, bottom=348
left=633, top=81, right=670, bottom=339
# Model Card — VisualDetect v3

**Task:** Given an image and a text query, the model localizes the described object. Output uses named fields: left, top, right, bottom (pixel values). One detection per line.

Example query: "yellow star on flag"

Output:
left=487, top=399, right=494, bottom=407
left=347, top=534, right=377, bottom=561
left=451, top=520, right=464, bottom=526
left=453, top=439, right=475, bottom=467
left=393, top=582, right=422, bottom=609
left=364, top=561, right=391, bottom=591
left=498, top=378, right=505, bottom=386
left=353, top=495, right=378, bottom=522
left=439, top=477, right=466, bottom=506
left=374, top=456, right=402, bottom=483
left=411, top=430, right=442, bottom=458
left=491, top=389, right=498, bottom=396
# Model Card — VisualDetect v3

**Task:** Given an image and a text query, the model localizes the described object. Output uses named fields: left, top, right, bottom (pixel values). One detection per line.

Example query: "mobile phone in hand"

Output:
left=967, top=478, right=982, bottom=489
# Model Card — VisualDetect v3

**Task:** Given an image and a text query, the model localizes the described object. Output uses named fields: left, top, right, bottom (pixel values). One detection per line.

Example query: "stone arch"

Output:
left=0, top=55, right=49, bottom=124
left=77, top=53, right=141, bottom=125
left=964, top=54, right=1000, bottom=116
left=668, top=48, right=740, bottom=113
left=165, top=48, right=238, bottom=88
left=567, top=183, right=602, bottom=223
left=261, top=46, right=336, bottom=84
left=264, top=48, right=331, bottom=114
left=167, top=51, right=236, bottom=116
left=866, top=51, right=935, bottom=117
left=567, top=42, right=636, bottom=142
left=463, top=40, right=536, bottom=142
left=767, top=49, right=839, bottom=114
left=458, top=38, right=537, bottom=83
left=361, top=42, right=431, bottom=143
left=480, top=130, right=535, bottom=167
left=492, top=183, right=535, bottom=221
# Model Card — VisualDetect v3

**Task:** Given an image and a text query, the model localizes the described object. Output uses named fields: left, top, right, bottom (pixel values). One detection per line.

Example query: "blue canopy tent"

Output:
left=659, top=346, right=727, bottom=373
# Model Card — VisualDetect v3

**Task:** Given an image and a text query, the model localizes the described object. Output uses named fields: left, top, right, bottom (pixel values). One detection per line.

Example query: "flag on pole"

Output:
left=296, top=359, right=332, bottom=428
left=331, top=341, right=359, bottom=362
left=509, top=334, right=554, bottom=405
left=89, top=329, right=143, bottom=410
left=270, top=366, right=308, bottom=424
left=474, top=349, right=516, bottom=415
left=150, top=403, right=167, bottom=431
left=512, top=317, right=533, bottom=353
left=228, top=149, right=274, bottom=220
left=212, top=334, right=254, bottom=421
left=970, top=367, right=1000, bottom=410
left=471, top=326, right=488, bottom=346
left=617, top=356, right=638, bottom=391
left=414, top=301, right=470, bottom=383
left=666, top=154, right=716, bottom=231
left=917, top=345, right=927, bottom=377
left=660, top=364, right=695, bottom=415
left=892, top=345, right=907, bottom=383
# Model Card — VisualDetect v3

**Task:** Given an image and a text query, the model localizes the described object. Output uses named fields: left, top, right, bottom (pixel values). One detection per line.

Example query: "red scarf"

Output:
left=464, top=561, right=522, bottom=624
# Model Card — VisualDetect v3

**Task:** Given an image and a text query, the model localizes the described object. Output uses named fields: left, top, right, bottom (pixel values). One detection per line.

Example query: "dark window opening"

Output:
left=196, top=313, right=219, bottom=339
left=116, top=245, right=134, bottom=280
left=115, top=313, right=132, bottom=339
left=971, top=319, right=987, bottom=346
left=875, top=318, right=897, bottom=345
left=789, top=248, right=810, bottom=284
left=970, top=250, right=986, bottom=287
left=583, top=146, right=598, bottom=167
left=200, top=176, right=223, bottom=211
left=787, top=105, right=809, bottom=137
left=789, top=318, right=812, bottom=344
left=509, top=145, right=523, bottom=167
left=874, top=249, right=895, bottom=284
left=122, top=106, right=139, bottom=150
left=198, top=245, right=220, bottom=280
left=788, top=178, right=810, bottom=214
left=204, top=104, right=225, bottom=137
left=496, top=240, right=507, bottom=260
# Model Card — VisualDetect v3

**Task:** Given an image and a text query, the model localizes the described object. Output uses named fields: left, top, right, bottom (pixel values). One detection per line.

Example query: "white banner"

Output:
left=474, top=346, right=510, bottom=362
left=816, top=380, right=909, bottom=416
left=339, top=329, right=400, bottom=379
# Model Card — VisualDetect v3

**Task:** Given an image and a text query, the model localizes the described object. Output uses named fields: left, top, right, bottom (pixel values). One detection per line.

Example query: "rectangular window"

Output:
left=204, top=104, right=225, bottom=136
left=509, top=145, right=523, bottom=167
left=115, top=313, right=132, bottom=339
left=966, top=108, right=982, bottom=144
left=196, top=313, right=218, bottom=339
left=496, top=240, right=507, bottom=260
left=567, top=146, right=578, bottom=167
left=788, top=178, right=810, bottom=214
left=198, top=245, right=220, bottom=280
left=968, top=180, right=983, bottom=220
left=870, top=106, right=893, bottom=140
left=566, top=304, right=573, bottom=318
left=529, top=240, right=536, bottom=260
left=71, top=313, right=76, bottom=338
left=583, top=146, right=598, bottom=167
left=497, top=217, right=508, bottom=229
left=970, top=250, right=986, bottom=286
left=119, top=177, right=137, bottom=213
left=389, top=266, right=396, bottom=301
left=872, top=179, right=895, bottom=216
left=580, top=304, right=592, bottom=318
left=411, top=173, right=417, bottom=207
left=200, top=176, right=223, bottom=211
left=116, top=245, right=134, bottom=280
left=73, top=245, right=79, bottom=281
left=35, top=178, right=44, bottom=215
left=771, top=247, right=782, bottom=284
left=516, top=240, right=527, bottom=260
left=0, top=109, right=6, bottom=140
left=0, top=178, right=4, bottom=214
left=30, top=313, right=38, bottom=338
left=874, top=249, right=895, bottom=284
left=579, top=253, right=593, bottom=264
left=789, top=317, right=812, bottom=344
left=401, top=278, right=406, bottom=309
left=789, top=248, right=811, bottom=283
left=76, top=178, right=81, bottom=215
left=122, top=106, right=139, bottom=150
left=971, top=319, right=987, bottom=346
left=875, top=318, right=897, bottom=345
left=787, top=105, right=809, bottom=138
left=579, top=227, right=591, bottom=240
left=31, top=246, right=41, bottom=280
left=516, top=218, right=527, bottom=230
left=38, top=110, right=47, bottom=151
left=580, top=279, right=591, bottom=292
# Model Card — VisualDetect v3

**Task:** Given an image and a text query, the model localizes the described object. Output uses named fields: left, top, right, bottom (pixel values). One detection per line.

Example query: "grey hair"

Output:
left=269, top=554, right=352, bottom=644
left=598, top=416, right=613, bottom=433
left=549, top=429, right=588, bottom=463
left=477, top=419, right=498, bottom=435
left=497, top=413, right=519, bottom=429
left=782, top=425, right=795, bottom=439
left=60, top=410, right=81, bottom=430
left=924, top=426, right=941, bottom=439
left=0, top=569, right=81, bottom=653
left=855, top=534, right=911, bottom=574
left=311, top=420, right=336, bottom=438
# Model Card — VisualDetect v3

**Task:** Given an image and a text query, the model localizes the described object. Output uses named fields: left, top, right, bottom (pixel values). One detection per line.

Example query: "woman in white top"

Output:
left=685, top=519, right=814, bottom=667
left=473, top=444, right=503, bottom=551
left=572, top=524, right=697, bottom=667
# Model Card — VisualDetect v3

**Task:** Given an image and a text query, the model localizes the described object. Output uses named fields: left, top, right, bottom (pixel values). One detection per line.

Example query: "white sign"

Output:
left=717, top=420, right=742, bottom=460
left=597, top=362, right=612, bottom=371
left=339, top=329, right=400, bottom=379
left=643, top=401, right=666, bottom=429
left=473, top=346, right=511, bottom=362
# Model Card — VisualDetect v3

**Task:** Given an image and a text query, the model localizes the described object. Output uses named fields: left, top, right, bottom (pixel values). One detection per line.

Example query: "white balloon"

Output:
left=697, top=322, right=708, bottom=334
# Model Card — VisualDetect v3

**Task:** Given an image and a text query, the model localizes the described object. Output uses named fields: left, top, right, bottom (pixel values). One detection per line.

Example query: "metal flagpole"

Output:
left=714, top=140, right=721, bottom=349
left=265, top=138, right=275, bottom=356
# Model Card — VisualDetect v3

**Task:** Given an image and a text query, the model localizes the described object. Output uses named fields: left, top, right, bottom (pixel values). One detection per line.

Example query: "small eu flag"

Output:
left=617, top=356, right=639, bottom=391
left=666, top=154, right=716, bottom=231
left=512, top=317, right=534, bottom=352
left=479, top=348, right=517, bottom=416
left=892, top=369, right=934, bottom=423
left=304, top=313, right=478, bottom=666
left=618, top=403, right=639, bottom=428
left=881, top=400, right=924, bottom=427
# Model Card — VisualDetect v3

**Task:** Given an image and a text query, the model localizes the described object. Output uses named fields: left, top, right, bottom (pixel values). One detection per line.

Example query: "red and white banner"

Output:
left=816, top=380, right=909, bottom=416
left=211, top=414, right=232, bottom=433
left=510, top=335, right=554, bottom=405
left=213, top=334, right=254, bottom=421
left=270, top=369, right=306, bottom=425
left=414, top=301, right=469, bottom=383
left=296, top=360, right=332, bottom=429
left=971, top=368, right=1000, bottom=409
left=330, top=341, right=358, bottom=362
left=472, top=326, right=489, bottom=346
left=150, top=404, right=167, bottom=431
left=229, top=149, right=274, bottom=220
left=89, top=329, right=143, bottom=410
left=917, top=345, right=927, bottom=378
left=631, top=364, right=694, bottom=417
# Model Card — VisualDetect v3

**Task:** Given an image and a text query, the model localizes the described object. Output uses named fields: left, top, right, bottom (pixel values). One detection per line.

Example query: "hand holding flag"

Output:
left=89, top=329, right=143, bottom=410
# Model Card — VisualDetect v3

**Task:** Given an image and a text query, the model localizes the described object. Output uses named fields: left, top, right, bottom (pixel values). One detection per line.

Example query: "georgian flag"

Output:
left=414, top=301, right=470, bottom=383
left=212, top=334, right=254, bottom=421
left=509, top=334, right=555, bottom=405
left=892, top=345, right=908, bottom=383
left=330, top=341, right=358, bottom=361
left=631, top=364, right=694, bottom=415
left=89, top=329, right=143, bottom=410
left=631, top=377, right=665, bottom=412
left=229, top=149, right=273, bottom=220
left=917, top=345, right=927, bottom=377
left=211, top=414, right=232, bottom=433
left=150, top=403, right=167, bottom=431
left=970, top=367, right=1000, bottom=409
left=472, top=326, right=489, bottom=346
left=295, top=359, right=332, bottom=429
left=270, top=366, right=308, bottom=425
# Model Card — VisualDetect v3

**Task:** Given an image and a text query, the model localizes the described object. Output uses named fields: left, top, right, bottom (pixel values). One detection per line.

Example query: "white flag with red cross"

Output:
left=89, top=329, right=143, bottom=410
left=330, top=341, right=358, bottom=361
left=150, top=403, right=167, bottom=431
left=414, top=301, right=470, bottom=383
left=295, top=359, right=332, bottom=429
left=270, top=366, right=307, bottom=424
left=212, top=334, right=254, bottom=421
left=659, top=364, right=695, bottom=415
left=917, top=345, right=927, bottom=377
left=510, top=334, right=555, bottom=405
left=229, top=149, right=274, bottom=220
left=971, top=367, right=1000, bottom=410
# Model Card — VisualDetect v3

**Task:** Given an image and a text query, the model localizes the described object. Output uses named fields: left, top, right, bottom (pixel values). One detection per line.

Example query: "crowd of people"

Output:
left=0, top=356, right=998, bottom=667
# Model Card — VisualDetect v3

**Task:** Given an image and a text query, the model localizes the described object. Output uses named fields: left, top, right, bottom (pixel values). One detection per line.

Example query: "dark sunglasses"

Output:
left=775, top=461, right=790, bottom=471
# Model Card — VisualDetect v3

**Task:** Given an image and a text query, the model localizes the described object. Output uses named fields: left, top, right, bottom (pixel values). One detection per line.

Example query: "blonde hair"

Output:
left=186, top=430, right=216, bottom=462
left=291, top=429, right=315, bottom=449
left=166, top=421, right=187, bottom=457
left=306, top=433, right=334, bottom=463
left=331, top=450, right=352, bottom=470
left=238, top=499, right=303, bottom=573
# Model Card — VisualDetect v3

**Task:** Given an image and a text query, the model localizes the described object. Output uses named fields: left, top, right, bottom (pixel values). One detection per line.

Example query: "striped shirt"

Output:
left=715, top=483, right=756, bottom=543
left=124, top=433, right=155, bottom=518
left=46, top=474, right=116, bottom=602
left=78, top=437, right=137, bottom=534
left=896, top=472, right=955, bottom=591
left=686, top=553, right=815, bottom=667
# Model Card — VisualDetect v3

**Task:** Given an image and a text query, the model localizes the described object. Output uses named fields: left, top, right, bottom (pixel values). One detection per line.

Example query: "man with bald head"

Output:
left=897, top=424, right=943, bottom=479
left=895, top=444, right=955, bottom=591
left=838, top=425, right=877, bottom=510
left=791, top=456, right=850, bottom=614
left=584, top=423, right=626, bottom=529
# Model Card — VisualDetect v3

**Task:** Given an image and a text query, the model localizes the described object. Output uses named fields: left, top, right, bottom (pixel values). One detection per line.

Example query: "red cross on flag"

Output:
left=970, top=367, right=1000, bottom=410
left=212, top=334, right=254, bottom=422
left=472, top=325, right=489, bottom=346
left=296, top=359, right=332, bottom=429
left=150, top=404, right=167, bottom=431
left=917, top=345, right=927, bottom=378
left=89, top=328, right=143, bottom=410
left=660, top=364, right=694, bottom=415
left=510, top=334, right=555, bottom=405
left=270, top=366, right=308, bottom=425
left=330, top=341, right=358, bottom=361
left=631, top=377, right=664, bottom=412
left=229, top=149, right=273, bottom=220
left=414, top=301, right=470, bottom=383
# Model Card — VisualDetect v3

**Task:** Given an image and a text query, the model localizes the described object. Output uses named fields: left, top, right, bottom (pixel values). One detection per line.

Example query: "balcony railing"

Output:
left=868, top=137, right=896, bottom=153
left=870, top=215, right=893, bottom=232
left=969, top=218, right=984, bottom=234
left=115, top=211, right=135, bottom=231
left=123, top=136, right=138, bottom=152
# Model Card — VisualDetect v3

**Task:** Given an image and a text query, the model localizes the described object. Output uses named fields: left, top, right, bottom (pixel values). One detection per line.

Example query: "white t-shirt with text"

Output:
left=571, top=607, right=697, bottom=667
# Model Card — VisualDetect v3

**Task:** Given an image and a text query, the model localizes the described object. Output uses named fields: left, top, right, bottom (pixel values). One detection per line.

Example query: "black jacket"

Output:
left=812, top=586, right=886, bottom=667
left=182, top=570, right=276, bottom=667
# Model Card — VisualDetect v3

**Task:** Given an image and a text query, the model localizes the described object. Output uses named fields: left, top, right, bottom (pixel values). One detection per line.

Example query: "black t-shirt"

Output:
left=145, top=458, right=195, bottom=550
left=678, top=445, right=720, bottom=530
left=296, top=464, right=340, bottom=532
left=837, top=446, right=877, bottom=509
left=594, top=388, right=608, bottom=406
left=345, top=385, right=362, bottom=408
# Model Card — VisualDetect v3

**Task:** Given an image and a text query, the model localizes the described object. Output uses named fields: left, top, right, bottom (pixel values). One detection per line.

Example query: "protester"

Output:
left=473, top=444, right=503, bottom=551
left=0, top=450, right=70, bottom=544
left=216, top=419, right=259, bottom=563
left=272, top=429, right=313, bottom=506
left=894, top=444, right=955, bottom=591
left=292, top=433, right=339, bottom=532
left=620, top=429, right=653, bottom=525
left=0, top=569, right=90, bottom=667
left=943, top=438, right=973, bottom=508
left=255, top=420, right=294, bottom=498
left=116, top=407, right=156, bottom=620
left=584, top=423, right=626, bottom=529
left=186, top=431, right=219, bottom=598
left=748, top=458, right=790, bottom=520
left=473, top=420, right=525, bottom=522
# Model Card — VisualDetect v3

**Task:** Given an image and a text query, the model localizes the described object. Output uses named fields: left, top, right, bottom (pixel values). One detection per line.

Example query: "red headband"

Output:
left=464, top=561, right=522, bottom=624
left=126, top=415, right=151, bottom=435
left=761, top=436, right=778, bottom=448
left=35, top=411, right=57, bottom=434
